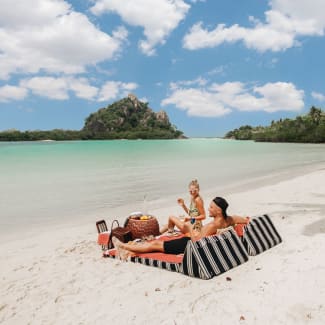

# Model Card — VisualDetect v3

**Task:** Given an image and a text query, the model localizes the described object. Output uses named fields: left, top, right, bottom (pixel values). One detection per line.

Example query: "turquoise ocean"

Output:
left=0, top=139, right=324, bottom=239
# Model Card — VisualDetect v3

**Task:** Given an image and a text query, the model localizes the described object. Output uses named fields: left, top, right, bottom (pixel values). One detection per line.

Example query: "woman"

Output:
left=160, top=179, right=206, bottom=234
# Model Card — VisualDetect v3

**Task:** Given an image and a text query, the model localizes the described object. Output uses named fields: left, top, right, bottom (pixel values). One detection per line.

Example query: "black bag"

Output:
left=108, top=219, right=132, bottom=249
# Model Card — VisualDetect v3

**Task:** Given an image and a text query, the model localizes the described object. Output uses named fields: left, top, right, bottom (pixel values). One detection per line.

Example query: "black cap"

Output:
left=213, top=197, right=228, bottom=219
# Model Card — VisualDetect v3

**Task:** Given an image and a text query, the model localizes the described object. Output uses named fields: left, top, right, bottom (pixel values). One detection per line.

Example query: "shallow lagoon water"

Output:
left=0, top=139, right=324, bottom=238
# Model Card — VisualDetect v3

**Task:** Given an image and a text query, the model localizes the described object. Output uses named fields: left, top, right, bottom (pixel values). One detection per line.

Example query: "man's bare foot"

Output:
left=118, top=247, right=131, bottom=261
left=112, top=237, right=131, bottom=261
left=112, top=236, right=122, bottom=248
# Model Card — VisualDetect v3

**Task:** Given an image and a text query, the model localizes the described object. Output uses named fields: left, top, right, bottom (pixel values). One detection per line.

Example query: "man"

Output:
left=112, top=197, right=248, bottom=258
left=199, top=197, right=248, bottom=237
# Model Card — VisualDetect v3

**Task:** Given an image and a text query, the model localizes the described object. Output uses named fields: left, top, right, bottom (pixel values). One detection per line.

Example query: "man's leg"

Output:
left=113, top=237, right=164, bottom=254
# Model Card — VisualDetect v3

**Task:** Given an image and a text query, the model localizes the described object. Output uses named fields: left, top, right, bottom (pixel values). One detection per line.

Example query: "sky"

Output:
left=1, top=0, right=325, bottom=137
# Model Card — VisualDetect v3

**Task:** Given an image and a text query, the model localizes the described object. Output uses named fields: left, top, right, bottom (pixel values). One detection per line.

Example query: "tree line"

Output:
left=0, top=128, right=183, bottom=141
left=224, top=107, right=325, bottom=143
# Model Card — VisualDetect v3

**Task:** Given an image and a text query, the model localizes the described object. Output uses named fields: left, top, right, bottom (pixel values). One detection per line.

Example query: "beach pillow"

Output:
left=104, top=228, right=249, bottom=280
left=180, top=228, right=249, bottom=280
left=241, top=214, right=282, bottom=256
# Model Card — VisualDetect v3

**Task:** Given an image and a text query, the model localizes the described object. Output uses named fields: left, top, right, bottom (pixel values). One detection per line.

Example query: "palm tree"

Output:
left=309, top=106, right=322, bottom=125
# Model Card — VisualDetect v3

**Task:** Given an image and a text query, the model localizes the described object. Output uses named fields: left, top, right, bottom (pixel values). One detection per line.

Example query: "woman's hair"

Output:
left=189, top=179, right=200, bottom=190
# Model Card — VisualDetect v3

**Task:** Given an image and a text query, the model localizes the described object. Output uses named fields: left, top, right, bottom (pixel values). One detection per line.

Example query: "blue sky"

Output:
left=1, top=0, right=325, bottom=137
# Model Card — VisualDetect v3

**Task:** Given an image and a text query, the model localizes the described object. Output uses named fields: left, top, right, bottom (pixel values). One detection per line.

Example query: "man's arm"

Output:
left=199, top=220, right=221, bottom=237
left=228, top=215, right=250, bottom=225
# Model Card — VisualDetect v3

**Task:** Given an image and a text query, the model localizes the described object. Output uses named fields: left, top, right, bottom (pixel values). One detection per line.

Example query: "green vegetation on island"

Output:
left=0, top=94, right=184, bottom=141
left=224, top=107, right=325, bottom=143
left=82, top=94, right=183, bottom=140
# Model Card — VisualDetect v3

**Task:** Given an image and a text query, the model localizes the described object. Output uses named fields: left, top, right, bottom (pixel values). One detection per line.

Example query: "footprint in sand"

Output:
left=16, top=293, right=27, bottom=302
left=0, top=304, right=7, bottom=312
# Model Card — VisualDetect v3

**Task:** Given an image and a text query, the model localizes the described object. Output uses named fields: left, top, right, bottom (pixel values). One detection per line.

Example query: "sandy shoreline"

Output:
left=1, top=166, right=325, bottom=324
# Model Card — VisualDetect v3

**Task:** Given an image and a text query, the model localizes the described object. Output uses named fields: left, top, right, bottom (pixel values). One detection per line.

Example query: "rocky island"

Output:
left=0, top=94, right=184, bottom=141
left=82, top=94, right=184, bottom=139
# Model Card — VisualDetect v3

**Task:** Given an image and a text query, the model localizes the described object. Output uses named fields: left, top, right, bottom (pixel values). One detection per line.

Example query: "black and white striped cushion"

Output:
left=241, top=214, right=282, bottom=256
left=180, top=228, right=249, bottom=280
left=106, top=254, right=181, bottom=273
left=130, top=256, right=181, bottom=273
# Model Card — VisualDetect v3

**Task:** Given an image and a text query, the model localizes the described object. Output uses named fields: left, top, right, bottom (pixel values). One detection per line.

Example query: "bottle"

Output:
left=143, top=194, right=148, bottom=216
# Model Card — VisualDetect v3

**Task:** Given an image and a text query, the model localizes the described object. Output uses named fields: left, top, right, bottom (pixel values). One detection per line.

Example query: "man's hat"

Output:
left=213, top=197, right=228, bottom=219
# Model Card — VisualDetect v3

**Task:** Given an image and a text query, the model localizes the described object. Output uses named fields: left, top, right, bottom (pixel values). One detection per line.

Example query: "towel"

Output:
left=98, top=232, right=110, bottom=245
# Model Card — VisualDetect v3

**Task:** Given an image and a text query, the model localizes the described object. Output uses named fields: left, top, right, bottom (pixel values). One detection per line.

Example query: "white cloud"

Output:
left=162, top=80, right=304, bottom=117
left=91, top=0, right=190, bottom=55
left=139, top=97, right=149, bottom=103
left=0, top=0, right=71, bottom=27
left=3, top=77, right=137, bottom=102
left=170, top=77, right=207, bottom=90
left=183, top=0, right=325, bottom=52
left=0, top=85, right=28, bottom=102
left=67, top=78, right=99, bottom=100
left=253, top=82, right=304, bottom=112
left=21, top=77, right=69, bottom=100
left=0, top=0, right=127, bottom=79
left=311, top=91, right=325, bottom=102
left=207, top=66, right=225, bottom=76
left=162, top=87, right=232, bottom=117
left=97, top=81, right=138, bottom=102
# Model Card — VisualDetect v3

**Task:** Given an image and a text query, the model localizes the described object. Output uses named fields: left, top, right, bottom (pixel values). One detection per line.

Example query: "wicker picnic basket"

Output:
left=126, top=215, right=160, bottom=239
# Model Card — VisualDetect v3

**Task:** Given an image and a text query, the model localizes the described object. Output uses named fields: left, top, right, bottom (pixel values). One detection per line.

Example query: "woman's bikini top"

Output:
left=189, top=199, right=199, bottom=217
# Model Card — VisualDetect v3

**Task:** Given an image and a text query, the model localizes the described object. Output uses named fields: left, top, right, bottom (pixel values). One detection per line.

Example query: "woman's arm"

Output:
left=177, top=198, right=189, bottom=214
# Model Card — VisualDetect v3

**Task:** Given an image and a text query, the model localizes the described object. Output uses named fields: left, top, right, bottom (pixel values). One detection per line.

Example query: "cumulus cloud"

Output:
left=311, top=91, right=325, bottom=102
left=21, top=76, right=99, bottom=101
left=0, top=0, right=127, bottom=79
left=68, top=78, right=99, bottom=100
left=91, top=0, right=190, bottom=55
left=162, top=88, right=232, bottom=117
left=0, top=85, right=28, bottom=102
left=183, top=0, right=325, bottom=52
left=161, top=80, right=304, bottom=117
left=17, top=77, right=136, bottom=102
left=21, top=77, right=69, bottom=100
left=97, top=81, right=138, bottom=102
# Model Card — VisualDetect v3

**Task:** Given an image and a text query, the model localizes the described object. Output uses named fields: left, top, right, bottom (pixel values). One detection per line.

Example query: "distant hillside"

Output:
left=0, top=94, right=184, bottom=141
left=82, top=94, right=184, bottom=139
left=224, top=107, right=325, bottom=143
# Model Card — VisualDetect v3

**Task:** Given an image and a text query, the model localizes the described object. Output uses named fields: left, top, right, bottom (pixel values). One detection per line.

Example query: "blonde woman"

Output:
left=160, top=179, right=206, bottom=234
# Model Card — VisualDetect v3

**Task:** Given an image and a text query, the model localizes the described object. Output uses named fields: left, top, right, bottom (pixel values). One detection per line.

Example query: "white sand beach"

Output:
left=1, top=166, right=325, bottom=325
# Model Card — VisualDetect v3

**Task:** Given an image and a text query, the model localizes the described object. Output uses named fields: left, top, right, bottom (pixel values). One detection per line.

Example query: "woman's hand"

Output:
left=177, top=198, right=184, bottom=206
left=178, top=198, right=188, bottom=214
left=184, top=216, right=191, bottom=222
